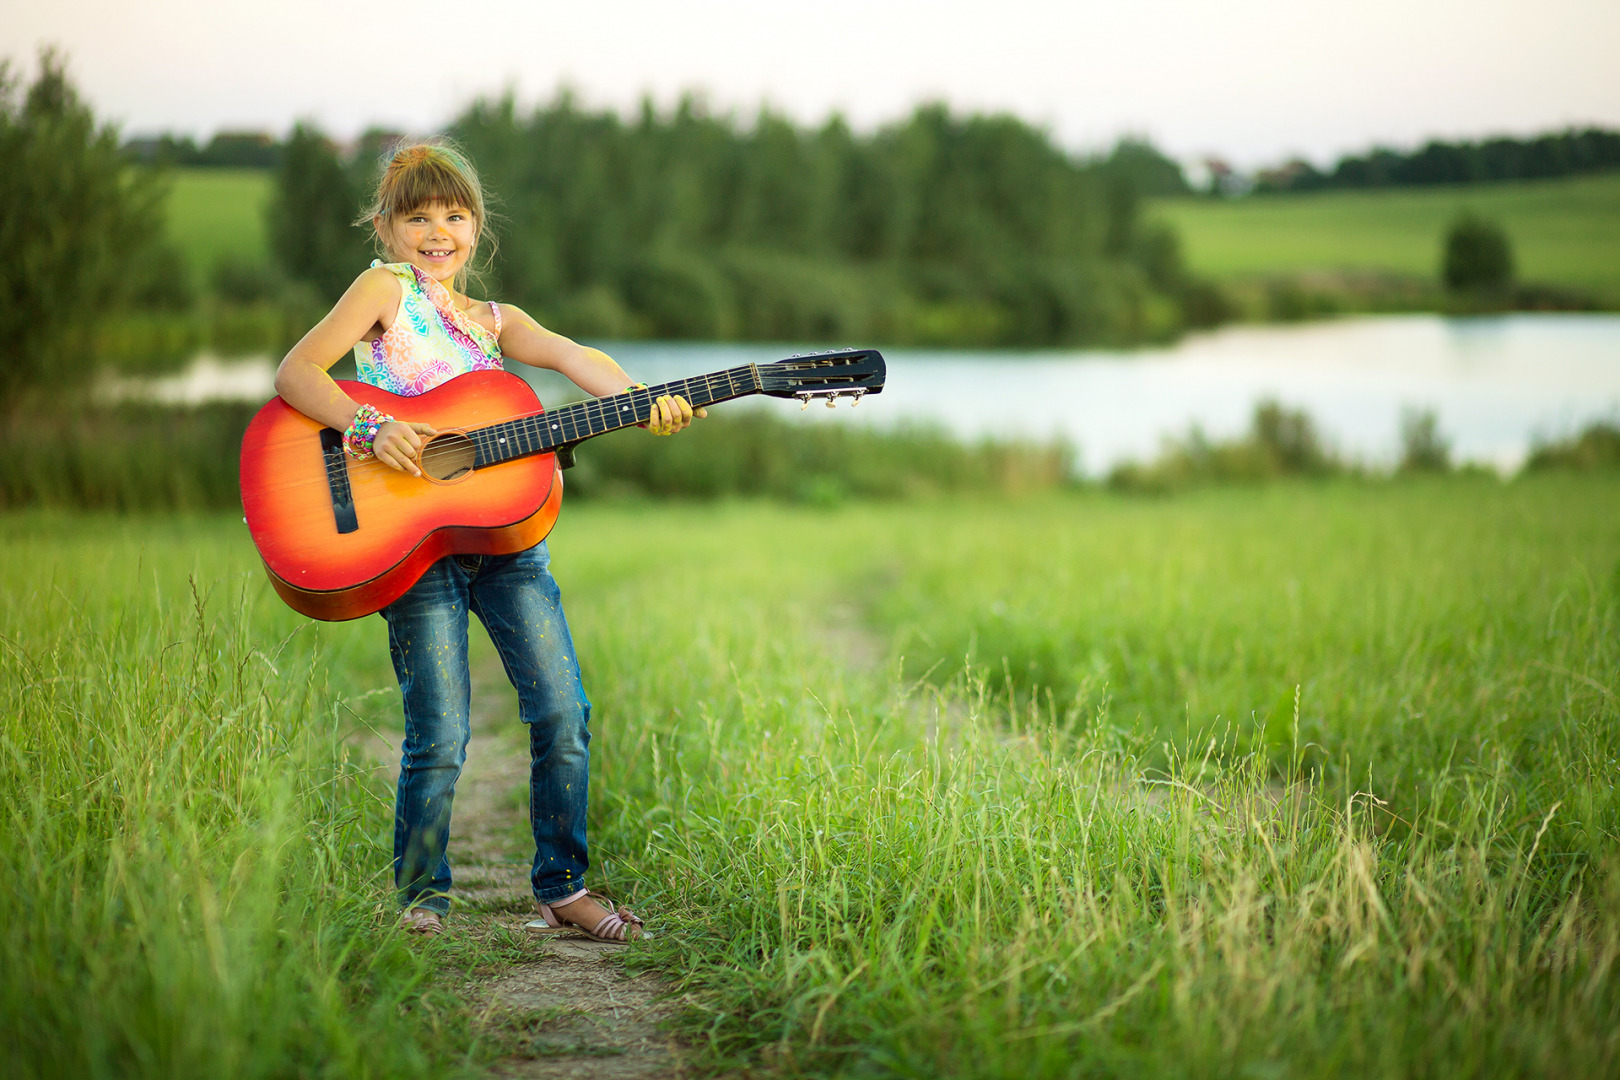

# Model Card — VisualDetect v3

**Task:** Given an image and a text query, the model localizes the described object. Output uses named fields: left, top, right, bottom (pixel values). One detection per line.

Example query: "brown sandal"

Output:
left=525, top=891, right=646, bottom=942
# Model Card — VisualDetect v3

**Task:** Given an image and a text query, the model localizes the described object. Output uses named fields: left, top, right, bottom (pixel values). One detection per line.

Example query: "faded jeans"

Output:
left=381, top=542, right=591, bottom=914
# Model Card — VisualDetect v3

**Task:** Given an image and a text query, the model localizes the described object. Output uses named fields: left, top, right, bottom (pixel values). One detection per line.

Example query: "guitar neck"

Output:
left=468, top=363, right=761, bottom=469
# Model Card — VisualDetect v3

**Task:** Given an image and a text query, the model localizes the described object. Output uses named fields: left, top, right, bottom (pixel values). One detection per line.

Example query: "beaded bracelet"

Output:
left=343, top=403, right=395, bottom=460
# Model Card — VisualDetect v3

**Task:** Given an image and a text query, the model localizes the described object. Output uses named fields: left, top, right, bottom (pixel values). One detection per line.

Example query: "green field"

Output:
left=4, top=479, right=1617, bottom=1077
left=163, top=168, right=271, bottom=283
left=1152, top=173, right=1620, bottom=298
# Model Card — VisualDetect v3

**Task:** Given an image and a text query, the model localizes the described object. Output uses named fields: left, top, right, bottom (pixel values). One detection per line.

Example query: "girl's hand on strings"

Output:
left=646, top=394, right=706, bottom=436
left=375, top=420, right=439, bottom=476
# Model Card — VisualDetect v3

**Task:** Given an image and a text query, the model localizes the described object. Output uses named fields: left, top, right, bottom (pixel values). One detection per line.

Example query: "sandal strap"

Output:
left=537, top=892, right=645, bottom=941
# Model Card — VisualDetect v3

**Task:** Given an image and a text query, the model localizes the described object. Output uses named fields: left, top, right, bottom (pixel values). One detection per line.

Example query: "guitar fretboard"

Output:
left=468, top=364, right=761, bottom=469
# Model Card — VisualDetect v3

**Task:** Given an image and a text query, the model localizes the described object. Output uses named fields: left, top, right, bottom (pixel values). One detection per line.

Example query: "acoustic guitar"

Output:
left=239, top=348, right=886, bottom=621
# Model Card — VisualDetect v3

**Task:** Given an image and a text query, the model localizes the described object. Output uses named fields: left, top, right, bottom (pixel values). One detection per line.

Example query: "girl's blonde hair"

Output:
left=357, top=139, right=498, bottom=291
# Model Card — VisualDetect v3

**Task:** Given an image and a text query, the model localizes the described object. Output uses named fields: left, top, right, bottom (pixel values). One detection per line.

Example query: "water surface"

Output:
left=127, top=314, right=1620, bottom=476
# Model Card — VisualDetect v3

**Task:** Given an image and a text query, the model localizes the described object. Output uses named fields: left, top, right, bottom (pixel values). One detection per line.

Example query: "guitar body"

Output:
left=240, top=370, right=562, bottom=621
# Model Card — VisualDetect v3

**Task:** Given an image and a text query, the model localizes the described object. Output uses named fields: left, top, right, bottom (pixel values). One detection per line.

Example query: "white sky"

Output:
left=4, top=0, right=1618, bottom=168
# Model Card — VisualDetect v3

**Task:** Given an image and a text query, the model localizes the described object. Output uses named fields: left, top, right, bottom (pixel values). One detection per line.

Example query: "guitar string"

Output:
left=368, top=371, right=740, bottom=473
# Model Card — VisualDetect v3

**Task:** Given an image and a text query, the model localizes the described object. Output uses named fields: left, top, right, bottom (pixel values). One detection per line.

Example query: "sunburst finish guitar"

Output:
left=240, top=349, right=886, bottom=621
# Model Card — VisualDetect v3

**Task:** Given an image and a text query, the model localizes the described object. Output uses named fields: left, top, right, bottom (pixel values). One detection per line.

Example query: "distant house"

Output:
left=1187, top=157, right=1252, bottom=197
left=1254, top=158, right=1325, bottom=193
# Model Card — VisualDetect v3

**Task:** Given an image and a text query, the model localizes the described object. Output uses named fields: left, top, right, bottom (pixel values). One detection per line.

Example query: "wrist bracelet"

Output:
left=343, top=403, right=394, bottom=460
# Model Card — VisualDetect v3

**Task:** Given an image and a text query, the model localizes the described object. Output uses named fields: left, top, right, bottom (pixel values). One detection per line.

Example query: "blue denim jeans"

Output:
left=381, top=542, right=591, bottom=914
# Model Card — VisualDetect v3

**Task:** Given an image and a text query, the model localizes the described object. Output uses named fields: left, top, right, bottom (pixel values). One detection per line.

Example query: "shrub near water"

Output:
left=0, top=515, right=476, bottom=1079
left=0, top=403, right=1074, bottom=511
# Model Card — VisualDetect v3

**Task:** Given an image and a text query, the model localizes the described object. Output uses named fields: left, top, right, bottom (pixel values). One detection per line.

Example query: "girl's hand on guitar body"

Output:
left=375, top=420, right=440, bottom=477
left=646, top=394, right=706, bottom=436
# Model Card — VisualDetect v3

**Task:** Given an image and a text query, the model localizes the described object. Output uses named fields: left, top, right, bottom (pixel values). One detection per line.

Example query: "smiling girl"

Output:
left=272, top=141, right=701, bottom=940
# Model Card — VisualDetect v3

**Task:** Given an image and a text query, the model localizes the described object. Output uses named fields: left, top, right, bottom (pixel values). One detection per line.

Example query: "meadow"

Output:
left=1151, top=172, right=1620, bottom=301
left=4, top=475, right=1617, bottom=1077
left=164, top=168, right=272, bottom=286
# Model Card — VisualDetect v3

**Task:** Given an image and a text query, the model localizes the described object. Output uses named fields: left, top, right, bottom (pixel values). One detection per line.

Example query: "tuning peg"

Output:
left=825, top=397, right=837, bottom=408
left=800, top=397, right=810, bottom=411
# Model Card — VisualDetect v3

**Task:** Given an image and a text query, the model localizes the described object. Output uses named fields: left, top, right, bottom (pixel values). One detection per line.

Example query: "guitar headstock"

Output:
left=757, top=349, right=886, bottom=409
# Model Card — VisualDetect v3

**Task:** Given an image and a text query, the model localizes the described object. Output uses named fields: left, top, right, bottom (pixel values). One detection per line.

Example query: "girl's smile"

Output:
left=378, top=202, right=477, bottom=286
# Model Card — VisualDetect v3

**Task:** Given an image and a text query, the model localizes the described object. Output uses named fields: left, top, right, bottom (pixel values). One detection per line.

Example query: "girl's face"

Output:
left=377, top=202, right=477, bottom=287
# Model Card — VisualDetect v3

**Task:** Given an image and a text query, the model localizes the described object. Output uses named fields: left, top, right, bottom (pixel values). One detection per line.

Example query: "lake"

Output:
left=123, top=313, right=1620, bottom=476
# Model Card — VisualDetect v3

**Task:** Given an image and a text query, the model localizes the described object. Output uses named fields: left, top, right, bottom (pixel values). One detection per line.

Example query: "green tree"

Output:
left=267, top=123, right=369, bottom=302
left=0, top=51, right=173, bottom=397
left=1440, top=213, right=1515, bottom=293
left=449, top=95, right=1198, bottom=347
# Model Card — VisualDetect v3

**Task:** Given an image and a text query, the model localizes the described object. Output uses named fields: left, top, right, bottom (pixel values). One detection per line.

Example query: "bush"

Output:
left=210, top=256, right=281, bottom=305
left=619, top=253, right=735, bottom=339
left=1441, top=213, right=1514, bottom=293
left=1108, top=399, right=1345, bottom=493
left=1398, top=407, right=1452, bottom=473
left=0, top=402, right=256, bottom=511
left=1524, top=421, right=1620, bottom=471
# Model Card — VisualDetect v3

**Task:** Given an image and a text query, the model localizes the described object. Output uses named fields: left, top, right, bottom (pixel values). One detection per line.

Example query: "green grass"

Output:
left=5, top=478, right=1618, bottom=1077
left=163, top=168, right=272, bottom=283
left=1151, top=172, right=1620, bottom=298
left=568, top=478, right=1620, bottom=1076
left=0, top=514, right=484, bottom=1079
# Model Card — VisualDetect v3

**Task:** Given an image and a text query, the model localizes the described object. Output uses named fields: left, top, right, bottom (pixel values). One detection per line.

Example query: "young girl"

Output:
left=272, top=141, right=702, bottom=939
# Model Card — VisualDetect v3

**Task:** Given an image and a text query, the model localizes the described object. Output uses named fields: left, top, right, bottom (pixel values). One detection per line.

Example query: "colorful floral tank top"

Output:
left=353, top=261, right=504, bottom=397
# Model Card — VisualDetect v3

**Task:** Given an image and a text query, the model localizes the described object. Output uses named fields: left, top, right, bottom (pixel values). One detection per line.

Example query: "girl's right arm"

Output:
left=272, top=268, right=436, bottom=477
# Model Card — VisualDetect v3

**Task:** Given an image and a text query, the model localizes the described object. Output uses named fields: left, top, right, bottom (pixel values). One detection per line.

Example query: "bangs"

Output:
left=381, top=159, right=481, bottom=222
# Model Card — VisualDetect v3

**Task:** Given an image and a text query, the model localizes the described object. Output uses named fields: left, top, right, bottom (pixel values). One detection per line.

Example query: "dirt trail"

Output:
left=374, top=655, right=687, bottom=1079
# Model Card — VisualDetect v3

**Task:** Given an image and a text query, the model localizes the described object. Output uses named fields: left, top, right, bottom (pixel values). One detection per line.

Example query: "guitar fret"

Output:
left=456, top=351, right=879, bottom=469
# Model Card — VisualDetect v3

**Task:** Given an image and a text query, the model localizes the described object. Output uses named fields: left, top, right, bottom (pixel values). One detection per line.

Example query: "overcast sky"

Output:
left=5, top=0, right=1617, bottom=168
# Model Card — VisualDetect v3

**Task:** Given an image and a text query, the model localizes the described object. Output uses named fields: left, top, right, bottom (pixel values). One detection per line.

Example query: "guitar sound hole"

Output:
left=420, top=432, right=477, bottom=482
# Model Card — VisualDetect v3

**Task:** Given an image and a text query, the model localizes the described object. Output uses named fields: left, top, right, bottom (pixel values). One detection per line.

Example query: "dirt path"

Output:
left=375, top=655, right=688, bottom=1079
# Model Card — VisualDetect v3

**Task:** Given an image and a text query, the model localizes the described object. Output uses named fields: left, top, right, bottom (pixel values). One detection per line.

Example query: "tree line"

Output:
left=271, top=96, right=1220, bottom=348
left=1254, top=126, right=1620, bottom=193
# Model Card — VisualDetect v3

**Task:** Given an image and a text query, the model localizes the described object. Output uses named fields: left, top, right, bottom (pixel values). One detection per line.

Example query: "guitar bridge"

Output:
left=319, top=428, right=360, bottom=534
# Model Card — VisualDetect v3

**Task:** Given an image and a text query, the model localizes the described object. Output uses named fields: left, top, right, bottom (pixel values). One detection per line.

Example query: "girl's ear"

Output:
left=372, top=214, right=391, bottom=255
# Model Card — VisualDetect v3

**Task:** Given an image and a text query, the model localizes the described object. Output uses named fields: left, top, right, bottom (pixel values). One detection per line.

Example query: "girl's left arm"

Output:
left=496, top=303, right=706, bottom=432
